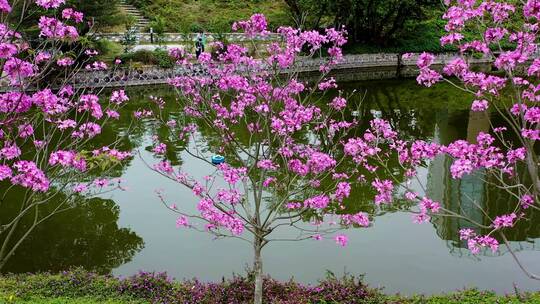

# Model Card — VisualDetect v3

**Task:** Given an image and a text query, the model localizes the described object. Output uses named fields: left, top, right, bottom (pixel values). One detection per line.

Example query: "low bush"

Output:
left=118, top=49, right=174, bottom=68
left=2, top=269, right=540, bottom=303
left=153, top=49, right=175, bottom=68
left=0, top=268, right=380, bottom=303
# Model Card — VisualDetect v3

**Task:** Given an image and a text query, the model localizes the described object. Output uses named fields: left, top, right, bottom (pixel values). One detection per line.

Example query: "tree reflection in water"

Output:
left=2, top=81, right=539, bottom=275
left=428, top=108, right=540, bottom=257
left=0, top=189, right=144, bottom=274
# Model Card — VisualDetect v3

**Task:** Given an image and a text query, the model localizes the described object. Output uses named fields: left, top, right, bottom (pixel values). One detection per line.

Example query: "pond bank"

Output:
left=1, top=269, right=539, bottom=304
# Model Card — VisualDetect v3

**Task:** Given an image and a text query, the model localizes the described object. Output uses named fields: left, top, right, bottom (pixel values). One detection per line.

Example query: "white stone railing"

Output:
left=0, top=52, right=521, bottom=91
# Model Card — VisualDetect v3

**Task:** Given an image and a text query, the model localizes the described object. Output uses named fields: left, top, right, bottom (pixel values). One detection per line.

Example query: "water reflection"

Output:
left=107, top=81, right=539, bottom=294
left=0, top=190, right=144, bottom=274
left=0, top=87, right=149, bottom=274
left=428, top=107, right=540, bottom=257
left=126, top=81, right=540, bottom=259
left=2, top=80, right=540, bottom=294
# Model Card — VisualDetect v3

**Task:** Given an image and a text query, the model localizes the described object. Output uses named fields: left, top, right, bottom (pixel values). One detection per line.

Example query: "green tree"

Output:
left=285, top=0, right=439, bottom=45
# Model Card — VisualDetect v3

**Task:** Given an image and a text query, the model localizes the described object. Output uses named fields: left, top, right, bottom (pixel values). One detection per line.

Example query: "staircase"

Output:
left=118, top=0, right=150, bottom=31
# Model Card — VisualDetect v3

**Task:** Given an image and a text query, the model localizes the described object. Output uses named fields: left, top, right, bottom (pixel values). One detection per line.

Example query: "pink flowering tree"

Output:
left=0, top=0, right=132, bottom=269
left=143, top=14, right=373, bottom=304
left=346, top=0, right=540, bottom=279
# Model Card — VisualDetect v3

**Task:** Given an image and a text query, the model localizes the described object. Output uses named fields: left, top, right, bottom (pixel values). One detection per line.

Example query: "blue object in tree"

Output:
left=211, top=155, right=225, bottom=165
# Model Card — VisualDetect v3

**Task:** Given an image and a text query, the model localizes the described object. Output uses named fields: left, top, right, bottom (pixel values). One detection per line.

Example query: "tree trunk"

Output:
left=253, top=236, right=263, bottom=304
left=525, top=146, right=540, bottom=196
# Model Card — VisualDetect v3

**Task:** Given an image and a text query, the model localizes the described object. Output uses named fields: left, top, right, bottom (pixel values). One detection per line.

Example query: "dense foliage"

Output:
left=283, top=0, right=440, bottom=45
left=124, top=0, right=450, bottom=52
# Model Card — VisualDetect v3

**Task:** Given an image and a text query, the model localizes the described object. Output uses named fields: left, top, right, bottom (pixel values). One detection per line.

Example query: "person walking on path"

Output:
left=201, top=32, right=207, bottom=51
left=195, top=37, right=203, bottom=59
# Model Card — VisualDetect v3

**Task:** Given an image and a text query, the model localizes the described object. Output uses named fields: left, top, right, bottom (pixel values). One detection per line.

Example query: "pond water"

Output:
left=3, top=79, right=540, bottom=295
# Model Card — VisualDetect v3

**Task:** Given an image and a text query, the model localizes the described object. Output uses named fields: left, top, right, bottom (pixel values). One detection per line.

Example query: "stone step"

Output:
left=120, top=7, right=140, bottom=11
left=116, top=0, right=150, bottom=31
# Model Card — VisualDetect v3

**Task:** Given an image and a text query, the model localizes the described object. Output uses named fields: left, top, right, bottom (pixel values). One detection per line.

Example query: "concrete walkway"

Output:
left=132, top=44, right=186, bottom=52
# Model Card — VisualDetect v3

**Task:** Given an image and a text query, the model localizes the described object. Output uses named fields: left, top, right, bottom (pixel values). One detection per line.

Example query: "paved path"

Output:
left=132, top=44, right=186, bottom=52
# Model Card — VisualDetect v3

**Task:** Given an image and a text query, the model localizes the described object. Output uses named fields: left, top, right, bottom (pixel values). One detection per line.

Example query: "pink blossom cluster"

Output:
left=216, top=188, right=243, bottom=205
left=35, top=51, right=52, bottom=64
left=371, top=179, right=393, bottom=205
left=217, top=164, right=247, bottom=185
left=1, top=142, right=21, bottom=159
left=85, top=61, right=108, bottom=71
left=459, top=229, right=499, bottom=254
left=257, top=159, right=279, bottom=171
left=413, top=197, right=441, bottom=224
left=334, top=234, right=348, bottom=247
left=197, top=198, right=244, bottom=235
left=18, top=124, right=34, bottom=138
left=72, top=122, right=102, bottom=138
left=304, top=195, right=330, bottom=209
left=3, top=58, right=35, bottom=84
left=110, top=90, right=130, bottom=104
left=11, top=161, right=50, bottom=192
left=57, top=57, right=75, bottom=66
left=38, top=16, right=78, bottom=40
left=492, top=213, right=517, bottom=229
left=61, top=8, right=83, bottom=23
left=78, top=94, right=103, bottom=119
left=33, top=89, right=69, bottom=115
left=49, top=150, right=87, bottom=171
left=334, top=182, right=351, bottom=202
left=341, top=212, right=370, bottom=227
left=0, top=43, right=18, bottom=59
left=92, top=147, right=132, bottom=161
left=0, top=0, right=11, bottom=12
left=232, top=14, right=268, bottom=38
left=36, top=0, right=65, bottom=9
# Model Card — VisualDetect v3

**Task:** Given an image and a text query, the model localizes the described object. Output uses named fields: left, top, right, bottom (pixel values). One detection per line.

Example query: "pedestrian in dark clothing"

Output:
left=195, top=38, right=203, bottom=59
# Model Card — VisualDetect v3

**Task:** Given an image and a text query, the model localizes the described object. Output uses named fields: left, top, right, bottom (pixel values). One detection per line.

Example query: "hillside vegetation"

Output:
left=126, top=0, right=292, bottom=33
left=124, top=0, right=455, bottom=53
